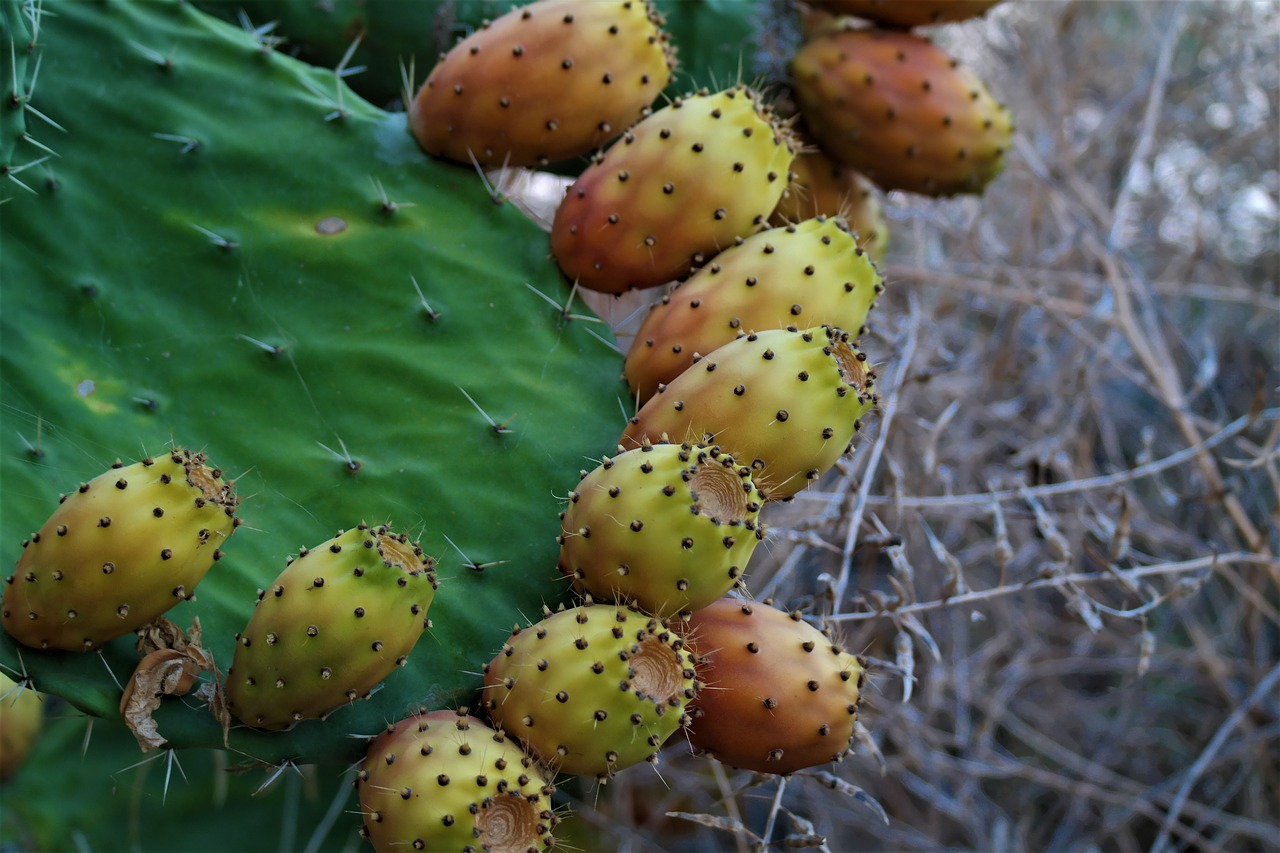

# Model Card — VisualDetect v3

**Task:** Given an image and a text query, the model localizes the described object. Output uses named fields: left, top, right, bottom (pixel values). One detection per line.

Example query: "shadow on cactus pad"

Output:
left=0, top=0, right=625, bottom=767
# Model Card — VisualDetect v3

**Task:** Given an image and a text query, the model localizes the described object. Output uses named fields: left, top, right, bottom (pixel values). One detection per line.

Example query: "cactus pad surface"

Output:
left=0, top=0, right=624, bottom=765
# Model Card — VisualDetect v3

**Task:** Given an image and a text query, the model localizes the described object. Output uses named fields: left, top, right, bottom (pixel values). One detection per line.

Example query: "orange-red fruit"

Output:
left=808, top=0, right=1004, bottom=29
left=770, top=147, right=889, bottom=258
left=410, top=0, right=674, bottom=168
left=551, top=85, right=797, bottom=293
left=675, top=597, right=866, bottom=774
left=790, top=27, right=1013, bottom=196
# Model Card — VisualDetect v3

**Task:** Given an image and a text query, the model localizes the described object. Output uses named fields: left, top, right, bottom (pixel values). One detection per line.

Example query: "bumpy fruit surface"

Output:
left=356, top=710, right=557, bottom=853
left=808, top=0, right=1004, bottom=28
left=791, top=27, right=1013, bottom=196
left=226, top=524, right=437, bottom=731
left=411, top=0, right=674, bottom=168
left=483, top=603, right=697, bottom=779
left=558, top=443, right=765, bottom=618
left=623, top=217, right=884, bottom=402
left=621, top=325, right=877, bottom=500
left=770, top=146, right=889, bottom=257
left=1, top=449, right=239, bottom=652
left=675, top=597, right=866, bottom=774
left=551, top=85, right=797, bottom=293
left=0, top=672, right=43, bottom=782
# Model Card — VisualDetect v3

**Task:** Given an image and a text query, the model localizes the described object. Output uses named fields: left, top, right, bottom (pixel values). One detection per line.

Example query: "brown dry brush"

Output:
left=570, top=1, right=1279, bottom=851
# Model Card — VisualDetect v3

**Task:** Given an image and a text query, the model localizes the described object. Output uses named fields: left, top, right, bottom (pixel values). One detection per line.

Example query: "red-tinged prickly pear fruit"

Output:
left=551, top=85, right=798, bottom=293
left=483, top=602, right=698, bottom=780
left=621, top=325, right=877, bottom=501
left=226, top=523, right=438, bottom=731
left=673, top=597, right=867, bottom=774
left=790, top=27, right=1013, bottom=196
left=410, top=0, right=674, bottom=168
left=770, top=147, right=890, bottom=257
left=623, top=217, right=884, bottom=403
left=1, top=449, right=240, bottom=652
left=808, top=0, right=1004, bottom=29
left=557, top=443, right=765, bottom=618
left=0, top=672, right=43, bottom=783
left=356, top=709, right=557, bottom=853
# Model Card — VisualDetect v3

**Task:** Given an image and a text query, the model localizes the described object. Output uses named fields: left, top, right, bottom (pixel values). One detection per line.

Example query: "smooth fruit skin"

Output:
left=769, top=147, right=889, bottom=258
left=808, top=0, right=1004, bottom=29
left=226, top=524, right=438, bottom=731
left=410, top=0, right=673, bottom=168
left=1, top=449, right=239, bottom=652
left=621, top=325, right=877, bottom=501
left=558, top=443, right=765, bottom=618
left=0, top=672, right=43, bottom=783
left=551, top=85, right=797, bottom=293
left=356, top=710, right=557, bottom=853
left=483, top=603, right=698, bottom=780
left=790, top=27, right=1013, bottom=196
left=674, top=597, right=867, bottom=774
left=623, top=217, right=884, bottom=403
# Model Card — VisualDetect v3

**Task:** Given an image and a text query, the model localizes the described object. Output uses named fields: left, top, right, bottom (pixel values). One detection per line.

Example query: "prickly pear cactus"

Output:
left=622, top=325, right=878, bottom=500
left=2, top=449, right=240, bottom=652
left=410, top=0, right=675, bottom=169
left=623, top=217, right=885, bottom=403
left=483, top=602, right=698, bottom=779
left=356, top=709, right=558, bottom=852
left=675, top=596, right=867, bottom=774
left=558, top=442, right=765, bottom=617
left=0, top=0, right=625, bottom=765
left=226, top=524, right=438, bottom=731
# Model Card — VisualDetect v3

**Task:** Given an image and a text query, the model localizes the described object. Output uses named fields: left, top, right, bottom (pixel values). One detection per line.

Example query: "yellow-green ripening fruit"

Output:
left=623, top=217, right=884, bottom=403
left=226, top=524, right=438, bottom=731
left=621, top=325, right=878, bottom=501
left=791, top=26, right=1013, bottom=196
left=356, top=710, right=558, bottom=853
left=411, top=0, right=674, bottom=168
left=551, top=85, right=797, bottom=293
left=0, top=672, right=44, bottom=783
left=557, top=443, right=766, bottom=618
left=1, top=449, right=240, bottom=652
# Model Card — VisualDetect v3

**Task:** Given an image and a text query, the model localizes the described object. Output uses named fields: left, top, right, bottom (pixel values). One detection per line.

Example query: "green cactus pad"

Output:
left=0, top=0, right=624, bottom=765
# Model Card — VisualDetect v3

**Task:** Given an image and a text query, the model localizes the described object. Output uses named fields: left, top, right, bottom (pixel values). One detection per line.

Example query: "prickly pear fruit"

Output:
left=1, top=449, right=240, bottom=652
left=808, top=0, right=1004, bottom=29
left=674, top=597, right=867, bottom=774
left=623, top=217, right=884, bottom=403
left=226, top=523, right=438, bottom=731
left=551, top=85, right=798, bottom=293
left=410, top=0, right=674, bottom=168
left=790, top=26, right=1013, bottom=196
left=483, top=602, right=697, bottom=780
left=770, top=147, right=889, bottom=257
left=0, top=671, right=43, bottom=782
left=356, top=709, right=557, bottom=853
left=621, top=325, right=877, bottom=500
left=558, top=443, right=765, bottom=618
